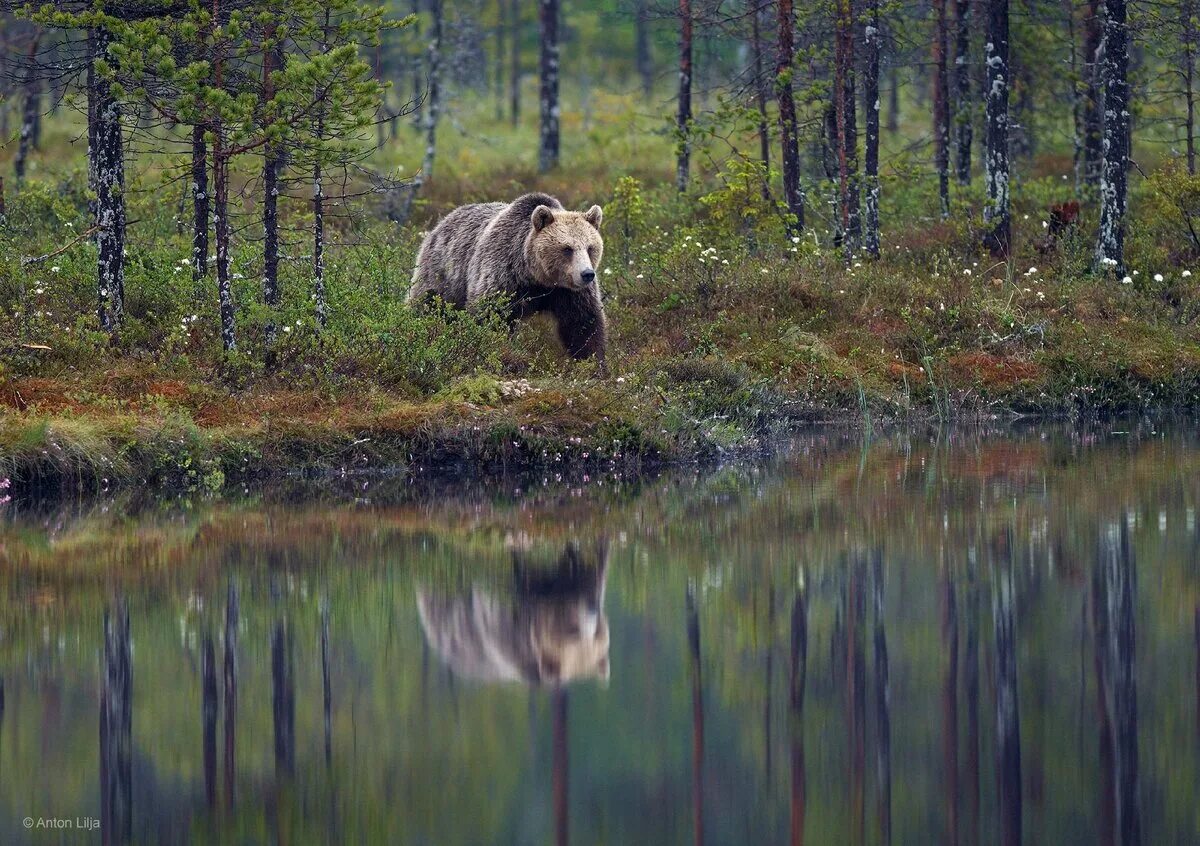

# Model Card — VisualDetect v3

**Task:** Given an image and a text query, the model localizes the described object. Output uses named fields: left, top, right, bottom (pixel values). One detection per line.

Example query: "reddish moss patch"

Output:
left=947, top=352, right=1043, bottom=390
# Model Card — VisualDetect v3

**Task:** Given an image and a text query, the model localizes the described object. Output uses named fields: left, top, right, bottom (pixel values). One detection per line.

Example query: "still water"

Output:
left=1, top=423, right=1198, bottom=845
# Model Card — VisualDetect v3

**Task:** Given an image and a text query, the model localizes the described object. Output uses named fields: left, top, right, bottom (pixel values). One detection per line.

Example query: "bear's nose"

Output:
left=581, top=269, right=596, bottom=284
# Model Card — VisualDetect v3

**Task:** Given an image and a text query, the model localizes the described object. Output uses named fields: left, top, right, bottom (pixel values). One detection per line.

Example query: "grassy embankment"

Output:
left=2, top=87, right=1200, bottom=494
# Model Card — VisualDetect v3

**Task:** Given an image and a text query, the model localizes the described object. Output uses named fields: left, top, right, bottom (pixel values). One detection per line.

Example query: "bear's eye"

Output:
left=561, top=246, right=574, bottom=258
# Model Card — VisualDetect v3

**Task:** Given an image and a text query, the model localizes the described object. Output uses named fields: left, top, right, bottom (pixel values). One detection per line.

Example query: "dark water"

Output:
left=1, top=423, right=1198, bottom=845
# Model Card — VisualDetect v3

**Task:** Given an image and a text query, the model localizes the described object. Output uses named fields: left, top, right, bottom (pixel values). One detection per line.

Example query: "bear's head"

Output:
left=527, top=204, right=604, bottom=292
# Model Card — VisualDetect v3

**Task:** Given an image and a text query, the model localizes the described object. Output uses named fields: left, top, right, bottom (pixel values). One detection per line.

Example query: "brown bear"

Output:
left=407, top=192, right=607, bottom=364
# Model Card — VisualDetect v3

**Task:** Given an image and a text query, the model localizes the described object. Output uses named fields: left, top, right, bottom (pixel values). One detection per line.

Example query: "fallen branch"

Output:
left=21, top=225, right=101, bottom=266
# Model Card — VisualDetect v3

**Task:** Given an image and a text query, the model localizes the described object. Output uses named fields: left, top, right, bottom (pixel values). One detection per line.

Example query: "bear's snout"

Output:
left=580, top=268, right=596, bottom=285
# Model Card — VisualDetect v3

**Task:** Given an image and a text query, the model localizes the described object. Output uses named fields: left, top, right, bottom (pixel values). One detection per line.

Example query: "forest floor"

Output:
left=2, top=98, right=1200, bottom=495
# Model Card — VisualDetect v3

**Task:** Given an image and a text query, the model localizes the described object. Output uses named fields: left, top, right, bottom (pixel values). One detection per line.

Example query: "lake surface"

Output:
left=1, top=422, right=1198, bottom=845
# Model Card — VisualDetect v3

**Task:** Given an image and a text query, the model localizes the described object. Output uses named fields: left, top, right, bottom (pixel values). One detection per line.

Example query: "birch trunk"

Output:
left=1094, top=0, right=1130, bottom=271
left=676, top=0, right=693, bottom=191
left=510, top=0, right=521, bottom=125
left=192, top=125, right=209, bottom=286
left=777, top=0, right=804, bottom=232
left=864, top=0, right=881, bottom=257
left=984, top=0, right=1011, bottom=254
left=262, top=36, right=283, bottom=343
left=90, top=27, right=126, bottom=332
left=539, top=0, right=560, bottom=173
left=933, top=0, right=952, bottom=217
left=835, top=0, right=861, bottom=253
left=954, top=0, right=973, bottom=184
left=423, top=0, right=443, bottom=181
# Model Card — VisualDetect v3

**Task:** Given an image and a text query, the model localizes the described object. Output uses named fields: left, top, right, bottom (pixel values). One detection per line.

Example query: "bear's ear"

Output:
left=584, top=204, right=603, bottom=230
left=531, top=205, right=556, bottom=232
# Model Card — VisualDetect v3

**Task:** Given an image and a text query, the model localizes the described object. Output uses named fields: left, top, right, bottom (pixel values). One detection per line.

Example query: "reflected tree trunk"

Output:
left=943, top=566, right=960, bottom=846
left=322, top=600, right=332, bottom=768
left=964, top=549, right=981, bottom=846
left=687, top=582, right=705, bottom=846
left=553, top=689, right=569, bottom=846
left=223, top=583, right=238, bottom=808
left=872, top=553, right=892, bottom=845
left=764, top=582, right=775, bottom=782
left=992, top=537, right=1021, bottom=846
left=272, top=618, right=295, bottom=776
left=846, top=556, right=867, bottom=846
left=789, top=581, right=808, bottom=846
left=100, top=601, right=132, bottom=846
left=1094, top=523, right=1141, bottom=846
left=201, top=634, right=218, bottom=808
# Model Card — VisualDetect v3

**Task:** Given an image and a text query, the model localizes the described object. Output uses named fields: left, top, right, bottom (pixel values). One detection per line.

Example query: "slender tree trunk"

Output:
left=750, top=0, right=770, bottom=197
left=191, top=125, right=209, bottom=286
left=864, top=0, right=882, bottom=256
left=1083, top=0, right=1103, bottom=191
left=1066, top=0, right=1085, bottom=193
left=1183, top=0, right=1196, bottom=175
left=954, top=0, right=972, bottom=184
left=676, top=0, right=693, bottom=191
left=494, top=5, right=505, bottom=121
left=789, top=585, right=808, bottom=846
left=412, top=0, right=423, bottom=128
left=1094, top=0, right=1130, bottom=271
left=510, top=0, right=521, bottom=125
left=686, top=583, right=705, bottom=846
left=835, top=0, right=860, bottom=253
left=313, top=160, right=327, bottom=328
left=423, top=0, right=443, bottom=181
left=262, top=35, right=283, bottom=345
left=13, top=34, right=41, bottom=183
left=539, top=0, right=560, bottom=172
left=89, top=27, right=126, bottom=333
left=933, top=0, right=952, bottom=218
left=201, top=635, right=218, bottom=807
left=983, top=0, right=1011, bottom=254
left=887, top=61, right=899, bottom=133
left=942, top=571, right=960, bottom=846
left=271, top=619, right=295, bottom=775
left=777, top=0, right=804, bottom=232
left=636, top=0, right=653, bottom=100
left=213, top=144, right=235, bottom=351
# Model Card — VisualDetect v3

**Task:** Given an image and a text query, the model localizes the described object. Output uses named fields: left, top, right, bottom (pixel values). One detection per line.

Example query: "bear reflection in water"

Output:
left=417, top=539, right=610, bottom=687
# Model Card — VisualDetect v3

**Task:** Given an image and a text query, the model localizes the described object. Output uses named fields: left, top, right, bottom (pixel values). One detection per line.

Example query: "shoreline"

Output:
left=3, top=374, right=1195, bottom=500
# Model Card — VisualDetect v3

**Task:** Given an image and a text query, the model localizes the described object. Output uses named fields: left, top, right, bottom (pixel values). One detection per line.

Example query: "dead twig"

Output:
left=20, top=224, right=101, bottom=266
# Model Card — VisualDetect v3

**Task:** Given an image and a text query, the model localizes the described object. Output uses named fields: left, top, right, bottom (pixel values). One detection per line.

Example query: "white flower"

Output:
left=1153, top=273, right=1164, bottom=282
left=283, top=325, right=292, bottom=333
left=635, top=274, right=644, bottom=280
left=1132, top=270, right=1139, bottom=276
left=50, top=266, right=60, bottom=273
left=791, top=236, right=801, bottom=244
left=1042, top=221, right=1049, bottom=229
left=760, top=268, right=769, bottom=274
left=1121, top=276, right=1132, bottom=284
left=604, top=268, right=612, bottom=274
left=1026, top=267, right=1037, bottom=275
left=963, top=269, right=972, bottom=276
left=34, top=287, right=44, bottom=294
left=1183, top=270, right=1193, bottom=278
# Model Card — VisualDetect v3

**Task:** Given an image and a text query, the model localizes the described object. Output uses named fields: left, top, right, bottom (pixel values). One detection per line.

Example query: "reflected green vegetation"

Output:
left=0, top=423, right=1198, bottom=845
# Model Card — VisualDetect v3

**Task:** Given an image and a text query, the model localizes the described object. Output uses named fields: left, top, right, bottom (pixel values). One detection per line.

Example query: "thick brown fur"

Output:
left=407, top=192, right=607, bottom=364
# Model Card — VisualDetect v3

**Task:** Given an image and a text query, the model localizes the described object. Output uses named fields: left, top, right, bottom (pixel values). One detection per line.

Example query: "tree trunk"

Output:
left=423, top=0, right=443, bottom=181
left=993, top=546, right=1022, bottom=846
left=1066, top=0, right=1084, bottom=193
left=676, top=0, right=693, bottom=191
left=983, top=0, right=1010, bottom=255
left=539, top=0, right=560, bottom=172
left=100, top=603, right=132, bottom=845
left=933, top=0, right=952, bottom=218
left=776, top=0, right=804, bottom=232
left=1094, top=0, right=1130, bottom=271
left=495, top=4, right=505, bottom=121
left=510, top=0, right=521, bottom=125
left=864, top=0, right=881, bottom=257
left=1184, top=0, right=1196, bottom=175
left=313, top=160, right=327, bottom=328
left=887, top=61, right=899, bottom=133
left=750, top=0, right=770, bottom=198
left=89, top=27, right=126, bottom=333
left=213, top=144, right=235, bottom=351
left=954, top=0, right=972, bottom=184
left=262, top=37, right=283, bottom=344
left=636, top=0, right=653, bottom=100
left=412, top=0, right=423, bottom=128
left=192, top=125, right=209, bottom=286
left=1082, top=0, right=1103, bottom=191
left=835, top=0, right=860, bottom=253
left=13, top=33, right=41, bottom=183
left=223, top=584, right=238, bottom=808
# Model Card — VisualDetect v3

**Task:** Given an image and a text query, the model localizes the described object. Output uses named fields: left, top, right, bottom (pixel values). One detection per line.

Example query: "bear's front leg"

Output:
left=549, top=288, right=608, bottom=372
